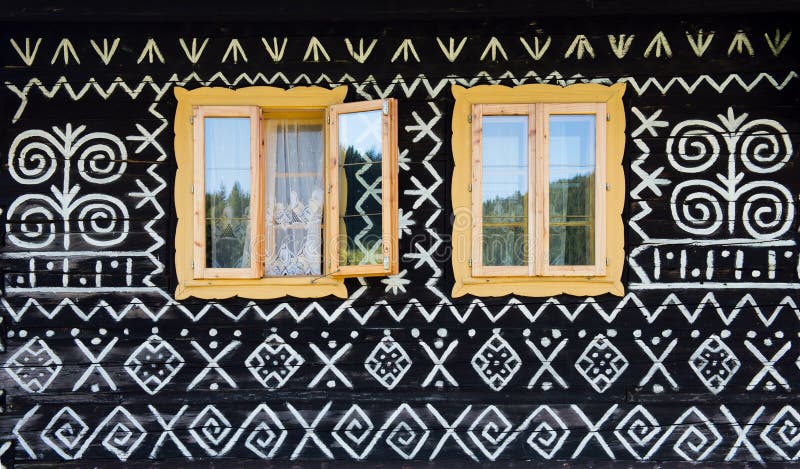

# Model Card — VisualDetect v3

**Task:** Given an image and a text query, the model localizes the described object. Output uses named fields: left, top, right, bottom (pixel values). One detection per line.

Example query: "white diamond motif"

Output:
left=245, top=333, right=304, bottom=390
left=364, top=336, right=412, bottom=390
left=575, top=334, right=628, bottom=393
left=614, top=405, right=664, bottom=460
left=6, top=337, right=62, bottom=393
left=241, top=403, right=286, bottom=459
left=124, top=335, right=184, bottom=395
left=689, top=335, right=740, bottom=394
left=332, top=405, right=376, bottom=459
left=762, top=405, right=800, bottom=460
left=672, top=407, right=722, bottom=461
left=384, top=404, right=429, bottom=459
left=471, top=333, right=521, bottom=391
left=467, top=405, right=516, bottom=460
left=97, top=407, right=147, bottom=461
left=40, top=406, right=90, bottom=460
left=519, top=405, right=570, bottom=459
left=189, top=405, right=241, bottom=456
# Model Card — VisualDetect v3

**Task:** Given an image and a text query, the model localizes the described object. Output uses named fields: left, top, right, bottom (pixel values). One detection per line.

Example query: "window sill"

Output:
left=453, top=275, right=624, bottom=298
left=175, top=277, right=347, bottom=300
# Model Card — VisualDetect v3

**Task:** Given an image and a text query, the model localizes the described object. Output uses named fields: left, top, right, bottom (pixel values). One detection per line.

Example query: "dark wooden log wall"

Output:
left=0, top=8, right=799, bottom=467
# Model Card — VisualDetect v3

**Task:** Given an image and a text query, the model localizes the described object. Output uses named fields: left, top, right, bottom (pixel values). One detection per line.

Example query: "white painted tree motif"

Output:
left=667, top=108, right=793, bottom=239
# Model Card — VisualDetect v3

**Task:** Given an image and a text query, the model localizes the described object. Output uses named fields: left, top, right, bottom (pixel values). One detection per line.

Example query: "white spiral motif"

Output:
left=671, top=181, right=725, bottom=236
left=5, top=195, right=58, bottom=249
left=667, top=120, right=726, bottom=173
left=75, top=132, right=128, bottom=184
left=736, top=119, right=792, bottom=174
left=737, top=182, right=794, bottom=239
left=8, top=129, right=61, bottom=185
left=73, top=194, right=130, bottom=247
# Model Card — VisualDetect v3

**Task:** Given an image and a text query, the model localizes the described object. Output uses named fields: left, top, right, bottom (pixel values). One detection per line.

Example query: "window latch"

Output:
left=382, top=100, right=389, bottom=116
left=468, top=258, right=473, bottom=268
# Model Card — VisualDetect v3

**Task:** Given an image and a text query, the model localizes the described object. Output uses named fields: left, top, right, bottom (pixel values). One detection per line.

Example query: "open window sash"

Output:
left=326, top=99, right=399, bottom=277
left=192, top=105, right=263, bottom=279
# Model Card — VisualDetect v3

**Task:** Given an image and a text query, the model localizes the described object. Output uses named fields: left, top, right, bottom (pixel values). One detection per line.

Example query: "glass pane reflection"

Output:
left=204, top=117, right=252, bottom=269
left=338, top=110, right=383, bottom=267
left=481, top=115, right=528, bottom=267
left=549, top=114, right=595, bottom=266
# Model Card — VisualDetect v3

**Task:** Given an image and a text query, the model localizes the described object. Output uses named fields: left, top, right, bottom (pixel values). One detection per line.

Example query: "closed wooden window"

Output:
left=174, top=86, right=398, bottom=300
left=452, top=83, right=626, bottom=297
left=471, top=103, right=607, bottom=278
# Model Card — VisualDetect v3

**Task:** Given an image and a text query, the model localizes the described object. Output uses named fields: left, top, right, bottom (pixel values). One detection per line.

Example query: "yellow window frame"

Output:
left=451, top=83, right=626, bottom=298
left=176, top=85, right=402, bottom=300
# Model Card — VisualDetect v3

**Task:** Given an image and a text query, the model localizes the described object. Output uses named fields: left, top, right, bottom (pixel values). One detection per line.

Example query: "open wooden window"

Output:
left=452, top=83, right=625, bottom=297
left=327, top=99, right=399, bottom=277
left=174, top=86, right=398, bottom=300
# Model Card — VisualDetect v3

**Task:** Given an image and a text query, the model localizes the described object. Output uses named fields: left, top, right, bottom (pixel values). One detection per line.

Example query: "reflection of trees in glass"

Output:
left=206, top=181, right=251, bottom=268
left=549, top=173, right=593, bottom=266
left=340, top=145, right=383, bottom=266
left=482, top=191, right=527, bottom=266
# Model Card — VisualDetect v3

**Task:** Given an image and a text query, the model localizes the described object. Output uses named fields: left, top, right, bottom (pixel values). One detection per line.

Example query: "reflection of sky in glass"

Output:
left=549, top=115, right=595, bottom=181
left=339, top=110, right=382, bottom=162
left=205, top=117, right=251, bottom=194
left=481, top=115, right=528, bottom=200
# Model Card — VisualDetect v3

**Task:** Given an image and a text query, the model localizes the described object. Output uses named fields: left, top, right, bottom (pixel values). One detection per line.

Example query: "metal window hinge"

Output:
left=468, top=114, right=472, bottom=123
left=605, top=257, right=609, bottom=266
left=383, top=255, right=390, bottom=270
left=327, top=114, right=331, bottom=124
left=382, top=100, right=389, bottom=115
left=606, top=113, right=611, bottom=121
left=190, top=115, right=195, bottom=125
left=605, top=182, right=610, bottom=191
left=191, top=184, right=194, bottom=194
left=468, top=182, right=472, bottom=192
left=468, top=258, right=473, bottom=268
left=191, top=260, right=195, bottom=269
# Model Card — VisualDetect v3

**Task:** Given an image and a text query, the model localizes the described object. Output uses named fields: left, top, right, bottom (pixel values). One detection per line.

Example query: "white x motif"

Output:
left=405, top=102, right=441, bottom=144
left=308, top=343, right=353, bottom=388
left=526, top=338, right=569, bottom=390
left=126, top=122, right=166, bottom=155
left=635, top=338, right=678, bottom=390
left=73, top=337, right=118, bottom=392
left=570, top=404, right=618, bottom=459
left=287, top=402, right=333, bottom=460
left=149, top=404, right=192, bottom=459
left=630, top=107, right=669, bottom=138
left=630, top=160, right=670, bottom=199
left=745, top=340, right=791, bottom=391
left=187, top=340, right=240, bottom=390
left=721, top=405, right=764, bottom=463
left=426, top=404, right=477, bottom=461
left=420, top=339, right=459, bottom=387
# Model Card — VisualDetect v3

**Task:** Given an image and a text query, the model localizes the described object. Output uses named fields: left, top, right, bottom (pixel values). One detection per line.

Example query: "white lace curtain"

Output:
left=264, top=118, right=324, bottom=276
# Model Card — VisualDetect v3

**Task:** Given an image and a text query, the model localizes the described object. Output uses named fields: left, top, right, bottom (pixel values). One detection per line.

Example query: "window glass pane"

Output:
left=204, top=117, right=252, bottom=269
left=338, top=110, right=383, bottom=267
left=549, top=114, right=595, bottom=266
left=265, top=117, right=324, bottom=276
left=481, top=115, right=528, bottom=267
